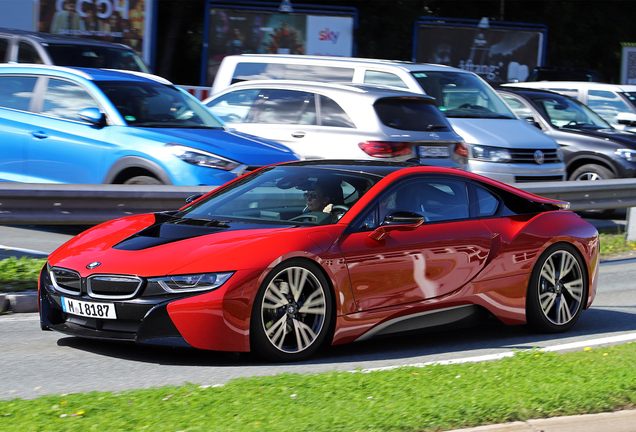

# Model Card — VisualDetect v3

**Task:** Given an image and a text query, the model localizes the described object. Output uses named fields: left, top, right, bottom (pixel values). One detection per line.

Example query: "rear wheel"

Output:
left=123, top=175, right=163, bottom=185
left=526, top=244, right=586, bottom=333
left=250, top=260, right=332, bottom=362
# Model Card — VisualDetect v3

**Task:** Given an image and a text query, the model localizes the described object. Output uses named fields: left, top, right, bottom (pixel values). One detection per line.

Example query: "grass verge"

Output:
left=1, top=343, right=635, bottom=431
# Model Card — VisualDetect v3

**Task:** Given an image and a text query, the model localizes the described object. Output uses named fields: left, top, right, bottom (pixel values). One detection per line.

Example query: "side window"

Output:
left=500, top=94, right=535, bottom=120
left=588, top=90, right=631, bottom=125
left=364, top=70, right=409, bottom=89
left=0, top=76, right=38, bottom=111
left=41, top=78, right=99, bottom=121
left=255, top=89, right=315, bottom=124
left=17, top=41, right=44, bottom=64
left=205, top=89, right=260, bottom=123
left=475, top=186, right=500, bottom=217
left=0, top=37, right=9, bottom=62
left=379, top=178, right=470, bottom=223
left=319, top=95, right=354, bottom=128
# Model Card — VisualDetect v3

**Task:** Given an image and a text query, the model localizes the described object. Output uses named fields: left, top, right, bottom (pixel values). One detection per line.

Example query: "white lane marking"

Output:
left=354, top=332, right=636, bottom=373
left=0, top=245, right=48, bottom=256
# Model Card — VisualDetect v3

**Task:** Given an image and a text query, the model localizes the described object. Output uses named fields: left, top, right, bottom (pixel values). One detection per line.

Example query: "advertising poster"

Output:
left=38, top=0, right=147, bottom=57
left=415, top=24, right=544, bottom=85
left=206, top=7, right=353, bottom=86
left=621, top=43, right=636, bottom=85
left=306, top=15, right=353, bottom=57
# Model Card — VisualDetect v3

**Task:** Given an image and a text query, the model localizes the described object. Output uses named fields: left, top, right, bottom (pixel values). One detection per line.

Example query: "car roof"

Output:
left=212, top=79, right=437, bottom=103
left=0, top=63, right=172, bottom=84
left=504, top=81, right=636, bottom=92
left=224, top=54, right=467, bottom=74
left=498, top=87, right=572, bottom=98
left=0, top=27, right=135, bottom=50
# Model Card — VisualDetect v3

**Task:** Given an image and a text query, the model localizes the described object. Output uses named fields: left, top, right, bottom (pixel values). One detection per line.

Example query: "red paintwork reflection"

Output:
left=340, top=220, right=492, bottom=311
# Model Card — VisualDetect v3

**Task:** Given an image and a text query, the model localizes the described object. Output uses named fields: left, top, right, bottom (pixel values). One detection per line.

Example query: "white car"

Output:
left=204, top=80, right=468, bottom=168
left=503, top=81, right=636, bottom=131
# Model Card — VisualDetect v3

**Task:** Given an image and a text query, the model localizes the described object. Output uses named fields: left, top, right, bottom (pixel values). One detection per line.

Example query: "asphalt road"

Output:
left=1, top=223, right=635, bottom=400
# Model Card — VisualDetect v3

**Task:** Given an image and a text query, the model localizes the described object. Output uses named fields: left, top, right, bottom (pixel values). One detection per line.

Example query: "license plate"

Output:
left=61, top=296, right=117, bottom=319
left=418, top=146, right=450, bottom=157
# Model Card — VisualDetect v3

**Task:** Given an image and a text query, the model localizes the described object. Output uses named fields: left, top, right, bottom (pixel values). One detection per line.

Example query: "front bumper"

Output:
left=39, top=267, right=193, bottom=348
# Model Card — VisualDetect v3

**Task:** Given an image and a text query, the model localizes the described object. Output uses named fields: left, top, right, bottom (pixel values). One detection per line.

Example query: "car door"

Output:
left=0, top=75, right=39, bottom=182
left=26, top=76, right=109, bottom=183
left=221, top=88, right=324, bottom=158
left=339, top=177, right=493, bottom=311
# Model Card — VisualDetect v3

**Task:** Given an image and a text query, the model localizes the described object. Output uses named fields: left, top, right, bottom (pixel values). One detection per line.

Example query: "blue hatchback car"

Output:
left=0, top=65, right=299, bottom=185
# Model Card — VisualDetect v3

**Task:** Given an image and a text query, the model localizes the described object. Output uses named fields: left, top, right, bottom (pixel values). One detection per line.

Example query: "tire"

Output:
left=569, top=164, right=615, bottom=181
left=526, top=243, right=587, bottom=333
left=123, top=175, right=163, bottom=185
left=250, top=260, right=333, bottom=362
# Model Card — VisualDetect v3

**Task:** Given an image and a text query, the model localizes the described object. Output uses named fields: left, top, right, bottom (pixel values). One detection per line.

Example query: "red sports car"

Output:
left=39, top=160, right=599, bottom=362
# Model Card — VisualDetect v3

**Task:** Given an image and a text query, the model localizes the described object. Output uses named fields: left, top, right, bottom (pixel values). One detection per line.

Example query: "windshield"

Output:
left=621, top=92, right=636, bottom=110
left=532, top=94, right=611, bottom=130
left=96, top=81, right=225, bottom=128
left=46, top=43, right=150, bottom=73
left=411, top=71, right=515, bottom=119
left=176, top=166, right=381, bottom=226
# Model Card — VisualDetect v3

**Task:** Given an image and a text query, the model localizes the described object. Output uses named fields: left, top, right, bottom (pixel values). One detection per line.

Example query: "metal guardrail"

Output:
left=0, top=179, right=635, bottom=225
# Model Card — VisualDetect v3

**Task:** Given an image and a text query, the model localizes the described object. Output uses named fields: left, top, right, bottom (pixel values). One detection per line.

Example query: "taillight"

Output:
left=455, top=142, right=469, bottom=157
left=358, top=141, right=412, bottom=158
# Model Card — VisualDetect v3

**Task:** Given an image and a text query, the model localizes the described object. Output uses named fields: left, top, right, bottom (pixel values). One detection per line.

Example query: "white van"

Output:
left=504, top=81, right=636, bottom=132
left=211, top=54, right=565, bottom=183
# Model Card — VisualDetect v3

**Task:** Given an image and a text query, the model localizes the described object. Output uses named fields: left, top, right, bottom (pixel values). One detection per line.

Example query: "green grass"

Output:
left=1, top=343, right=635, bottom=431
left=0, top=257, right=46, bottom=292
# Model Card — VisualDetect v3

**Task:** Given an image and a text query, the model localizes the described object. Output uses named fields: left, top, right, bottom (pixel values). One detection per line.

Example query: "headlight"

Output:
left=145, top=272, right=233, bottom=295
left=556, top=146, right=564, bottom=162
left=470, top=145, right=512, bottom=163
left=614, top=148, right=636, bottom=162
left=166, top=144, right=241, bottom=171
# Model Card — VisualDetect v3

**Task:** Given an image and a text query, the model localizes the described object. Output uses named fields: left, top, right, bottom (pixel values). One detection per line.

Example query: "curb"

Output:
left=0, top=291, right=38, bottom=314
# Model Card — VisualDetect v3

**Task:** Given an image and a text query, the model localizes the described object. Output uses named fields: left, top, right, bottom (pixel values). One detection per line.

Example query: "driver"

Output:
left=303, top=179, right=344, bottom=213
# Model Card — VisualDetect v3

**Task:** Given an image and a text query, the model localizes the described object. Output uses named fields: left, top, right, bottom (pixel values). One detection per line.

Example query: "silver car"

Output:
left=203, top=80, right=467, bottom=168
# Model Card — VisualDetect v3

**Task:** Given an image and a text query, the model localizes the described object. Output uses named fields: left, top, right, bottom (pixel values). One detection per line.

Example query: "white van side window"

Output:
left=232, top=62, right=354, bottom=84
left=364, top=70, right=408, bottom=89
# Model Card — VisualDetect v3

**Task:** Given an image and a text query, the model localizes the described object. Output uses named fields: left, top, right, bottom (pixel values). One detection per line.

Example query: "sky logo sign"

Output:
left=319, top=28, right=339, bottom=44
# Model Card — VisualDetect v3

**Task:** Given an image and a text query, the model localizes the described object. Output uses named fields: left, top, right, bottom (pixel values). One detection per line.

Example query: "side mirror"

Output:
left=524, top=117, right=541, bottom=129
left=79, top=107, right=106, bottom=127
left=369, top=211, right=425, bottom=241
left=616, top=112, right=636, bottom=126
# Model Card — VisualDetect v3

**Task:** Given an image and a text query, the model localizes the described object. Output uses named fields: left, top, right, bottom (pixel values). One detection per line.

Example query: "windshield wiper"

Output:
left=169, top=217, right=230, bottom=228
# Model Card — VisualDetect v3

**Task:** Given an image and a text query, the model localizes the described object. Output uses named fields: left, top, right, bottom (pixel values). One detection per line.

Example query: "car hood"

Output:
left=449, top=118, right=559, bottom=149
left=130, top=127, right=297, bottom=163
left=559, top=127, right=636, bottom=148
left=47, top=213, right=344, bottom=278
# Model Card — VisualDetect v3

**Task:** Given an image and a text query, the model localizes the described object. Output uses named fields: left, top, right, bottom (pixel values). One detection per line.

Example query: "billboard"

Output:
left=414, top=17, right=546, bottom=85
left=204, top=1, right=356, bottom=86
left=37, top=0, right=152, bottom=62
left=621, top=43, right=636, bottom=85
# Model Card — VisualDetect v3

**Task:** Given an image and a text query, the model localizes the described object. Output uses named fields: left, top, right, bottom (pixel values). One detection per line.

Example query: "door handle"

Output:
left=32, top=131, right=48, bottom=139
left=291, top=131, right=306, bottom=138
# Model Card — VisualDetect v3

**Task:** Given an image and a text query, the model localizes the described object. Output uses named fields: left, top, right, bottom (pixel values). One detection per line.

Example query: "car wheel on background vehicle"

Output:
left=123, top=176, right=163, bottom=185
left=569, top=164, right=615, bottom=181
left=526, top=243, right=587, bottom=333
left=250, top=259, right=333, bottom=362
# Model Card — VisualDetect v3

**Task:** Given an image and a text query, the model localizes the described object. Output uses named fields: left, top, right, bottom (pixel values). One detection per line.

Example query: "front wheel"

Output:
left=123, top=175, right=163, bottom=185
left=569, top=164, right=614, bottom=181
left=250, top=260, right=333, bottom=362
left=526, top=244, right=587, bottom=333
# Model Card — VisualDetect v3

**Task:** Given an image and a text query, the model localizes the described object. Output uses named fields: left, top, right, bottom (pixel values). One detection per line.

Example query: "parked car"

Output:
left=504, top=81, right=636, bottom=132
left=0, top=64, right=298, bottom=185
left=210, top=54, right=566, bottom=183
left=498, top=87, right=636, bottom=180
left=39, top=159, right=599, bottom=362
left=203, top=80, right=467, bottom=168
left=0, top=27, right=150, bottom=72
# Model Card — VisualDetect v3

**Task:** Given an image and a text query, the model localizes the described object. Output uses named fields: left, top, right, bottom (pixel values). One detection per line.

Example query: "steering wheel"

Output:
left=289, top=213, right=319, bottom=223
left=331, top=205, right=350, bottom=213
